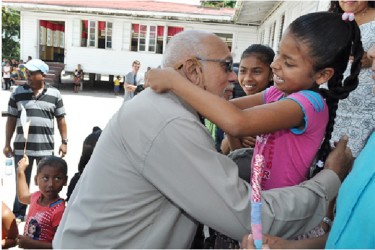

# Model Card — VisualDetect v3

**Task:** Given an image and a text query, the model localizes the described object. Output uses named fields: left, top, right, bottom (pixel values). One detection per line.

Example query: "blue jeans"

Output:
left=12, top=155, right=44, bottom=217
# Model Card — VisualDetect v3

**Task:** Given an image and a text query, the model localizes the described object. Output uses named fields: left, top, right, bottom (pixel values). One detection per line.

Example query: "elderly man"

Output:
left=3, top=59, right=68, bottom=221
left=53, top=30, right=350, bottom=249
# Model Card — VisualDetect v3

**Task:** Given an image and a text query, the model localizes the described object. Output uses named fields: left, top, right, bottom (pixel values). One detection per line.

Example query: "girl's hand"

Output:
left=241, top=234, right=270, bottom=249
left=146, top=68, right=180, bottom=93
left=241, top=136, right=257, bottom=148
left=17, top=155, right=29, bottom=172
left=241, top=234, right=294, bottom=249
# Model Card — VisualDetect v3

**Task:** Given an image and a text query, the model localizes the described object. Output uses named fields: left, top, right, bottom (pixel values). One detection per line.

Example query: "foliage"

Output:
left=200, top=0, right=237, bottom=8
left=2, top=7, right=20, bottom=60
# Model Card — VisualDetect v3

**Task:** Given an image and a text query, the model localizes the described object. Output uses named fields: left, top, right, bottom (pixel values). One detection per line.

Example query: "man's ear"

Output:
left=315, top=68, right=335, bottom=85
left=183, top=58, right=204, bottom=86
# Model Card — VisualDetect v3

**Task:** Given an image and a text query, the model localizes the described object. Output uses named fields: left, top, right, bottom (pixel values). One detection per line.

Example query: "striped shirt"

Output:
left=7, top=84, right=65, bottom=156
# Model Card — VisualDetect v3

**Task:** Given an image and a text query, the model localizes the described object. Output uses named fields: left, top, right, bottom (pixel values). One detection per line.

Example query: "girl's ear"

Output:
left=315, top=68, right=335, bottom=85
left=64, top=175, right=68, bottom=186
left=34, top=175, right=38, bottom=185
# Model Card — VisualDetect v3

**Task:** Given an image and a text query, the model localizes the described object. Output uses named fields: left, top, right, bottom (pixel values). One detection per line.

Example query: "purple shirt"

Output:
left=253, top=87, right=328, bottom=190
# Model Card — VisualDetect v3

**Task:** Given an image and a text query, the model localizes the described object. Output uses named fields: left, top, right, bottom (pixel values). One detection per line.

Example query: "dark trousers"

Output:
left=13, top=155, right=44, bottom=217
left=4, top=78, right=11, bottom=90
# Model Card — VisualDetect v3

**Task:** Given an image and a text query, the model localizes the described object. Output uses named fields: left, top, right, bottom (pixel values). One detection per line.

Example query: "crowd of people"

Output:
left=2, top=1, right=375, bottom=249
left=1, top=57, right=30, bottom=90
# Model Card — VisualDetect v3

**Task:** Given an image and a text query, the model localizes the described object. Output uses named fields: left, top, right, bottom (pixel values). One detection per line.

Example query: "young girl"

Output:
left=66, top=126, right=102, bottom=201
left=73, top=64, right=83, bottom=93
left=329, top=1, right=375, bottom=157
left=226, top=44, right=275, bottom=152
left=114, top=75, right=121, bottom=96
left=17, top=155, right=68, bottom=249
left=147, top=12, right=363, bottom=190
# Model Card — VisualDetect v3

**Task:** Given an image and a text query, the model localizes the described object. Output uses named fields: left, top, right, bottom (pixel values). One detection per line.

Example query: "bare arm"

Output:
left=17, top=155, right=31, bottom=205
left=17, top=235, right=52, bottom=249
left=56, top=116, right=67, bottom=157
left=2, top=202, right=19, bottom=249
left=241, top=233, right=327, bottom=249
left=3, top=116, right=17, bottom=157
left=148, top=68, right=303, bottom=137
left=171, top=81, right=303, bottom=137
left=230, top=92, right=264, bottom=110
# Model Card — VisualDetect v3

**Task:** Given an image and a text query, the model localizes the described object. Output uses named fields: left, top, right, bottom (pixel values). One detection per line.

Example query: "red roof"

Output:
left=3, top=0, right=235, bottom=16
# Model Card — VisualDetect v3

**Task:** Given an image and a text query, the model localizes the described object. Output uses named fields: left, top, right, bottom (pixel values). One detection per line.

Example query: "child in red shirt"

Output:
left=16, top=155, right=67, bottom=249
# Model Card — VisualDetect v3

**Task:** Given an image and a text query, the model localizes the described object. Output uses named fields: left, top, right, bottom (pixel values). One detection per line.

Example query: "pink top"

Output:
left=253, top=87, right=328, bottom=190
left=24, top=191, right=65, bottom=242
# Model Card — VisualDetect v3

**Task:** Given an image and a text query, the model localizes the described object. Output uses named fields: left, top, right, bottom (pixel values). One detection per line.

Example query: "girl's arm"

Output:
left=241, top=233, right=328, bottom=249
left=17, top=235, right=52, bottom=249
left=230, top=92, right=264, bottom=110
left=148, top=68, right=304, bottom=137
left=2, top=202, right=19, bottom=249
left=17, top=155, right=32, bottom=205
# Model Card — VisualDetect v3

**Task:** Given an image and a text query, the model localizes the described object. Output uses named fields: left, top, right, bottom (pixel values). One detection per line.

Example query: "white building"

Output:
left=3, top=0, right=330, bottom=78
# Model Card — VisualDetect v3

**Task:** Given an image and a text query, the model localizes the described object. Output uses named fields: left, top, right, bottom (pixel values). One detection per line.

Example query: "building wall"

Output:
left=257, top=0, right=330, bottom=51
left=20, top=10, right=257, bottom=76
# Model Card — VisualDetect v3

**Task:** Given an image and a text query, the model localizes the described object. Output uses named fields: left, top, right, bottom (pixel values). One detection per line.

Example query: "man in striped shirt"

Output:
left=3, top=59, right=68, bottom=221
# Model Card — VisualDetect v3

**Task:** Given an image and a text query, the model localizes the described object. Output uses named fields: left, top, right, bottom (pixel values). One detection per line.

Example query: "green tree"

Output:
left=200, top=0, right=237, bottom=8
left=2, top=7, right=20, bottom=60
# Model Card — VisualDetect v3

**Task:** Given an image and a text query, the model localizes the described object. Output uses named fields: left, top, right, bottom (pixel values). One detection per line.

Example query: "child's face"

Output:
left=238, top=55, right=272, bottom=95
left=270, top=31, right=319, bottom=95
left=29, top=224, right=36, bottom=234
left=35, top=165, right=67, bottom=201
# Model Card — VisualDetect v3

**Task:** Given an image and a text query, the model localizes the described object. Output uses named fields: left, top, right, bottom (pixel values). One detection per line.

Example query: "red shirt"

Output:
left=24, top=191, right=65, bottom=242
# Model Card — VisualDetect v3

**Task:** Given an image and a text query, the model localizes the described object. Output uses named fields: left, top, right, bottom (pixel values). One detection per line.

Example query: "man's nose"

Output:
left=228, top=71, right=237, bottom=82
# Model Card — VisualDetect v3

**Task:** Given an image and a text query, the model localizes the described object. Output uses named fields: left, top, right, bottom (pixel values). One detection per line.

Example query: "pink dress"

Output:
left=253, top=87, right=328, bottom=190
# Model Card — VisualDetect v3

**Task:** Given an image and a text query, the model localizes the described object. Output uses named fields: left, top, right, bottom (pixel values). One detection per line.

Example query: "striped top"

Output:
left=7, top=84, right=66, bottom=156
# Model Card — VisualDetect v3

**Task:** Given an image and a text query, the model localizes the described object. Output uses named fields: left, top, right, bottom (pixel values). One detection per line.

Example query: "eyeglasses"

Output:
left=195, top=57, right=234, bottom=73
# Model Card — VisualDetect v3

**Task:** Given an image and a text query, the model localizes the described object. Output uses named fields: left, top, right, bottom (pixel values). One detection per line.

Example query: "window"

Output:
left=270, top=21, right=276, bottom=48
left=260, top=30, right=265, bottom=44
left=106, top=22, right=112, bottom=49
left=148, top=25, right=157, bottom=52
left=89, top=21, right=96, bottom=47
left=81, top=20, right=113, bottom=49
left=131, top=24, right=183, bottom=53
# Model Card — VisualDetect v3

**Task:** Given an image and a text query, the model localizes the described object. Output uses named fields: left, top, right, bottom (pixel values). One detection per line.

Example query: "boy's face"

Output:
left=34, top=165, right=67, bottom=202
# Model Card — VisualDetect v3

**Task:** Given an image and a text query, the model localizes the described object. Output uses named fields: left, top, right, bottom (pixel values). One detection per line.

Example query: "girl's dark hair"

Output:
left=289, top=12, right=363, bottom=175
left=37, top=156, right=68, bottom=175
left=329, top=1, right=375, bottom=13
left=78, top=126, right=102, bottom=173
left=241, top=44, right=275, bottom=87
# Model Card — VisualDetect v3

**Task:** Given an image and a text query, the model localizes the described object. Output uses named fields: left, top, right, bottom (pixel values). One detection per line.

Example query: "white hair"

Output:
left=161, top=30, right=216, bottom=68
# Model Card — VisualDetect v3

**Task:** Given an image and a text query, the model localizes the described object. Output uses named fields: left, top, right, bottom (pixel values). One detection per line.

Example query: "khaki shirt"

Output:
left=53, top=89, right=340, bottom=248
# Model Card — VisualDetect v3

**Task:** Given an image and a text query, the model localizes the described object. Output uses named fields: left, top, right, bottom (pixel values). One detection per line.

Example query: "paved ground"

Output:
left=1, top=76, right=124, bottom=226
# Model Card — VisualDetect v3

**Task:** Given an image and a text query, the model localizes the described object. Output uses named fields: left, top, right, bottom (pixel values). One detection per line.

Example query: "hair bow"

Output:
left=342, top=12, right=355, bottom=22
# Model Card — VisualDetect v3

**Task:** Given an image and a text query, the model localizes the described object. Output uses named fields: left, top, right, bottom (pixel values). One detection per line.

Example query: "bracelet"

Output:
left=322, top=216, right=333, bottom=227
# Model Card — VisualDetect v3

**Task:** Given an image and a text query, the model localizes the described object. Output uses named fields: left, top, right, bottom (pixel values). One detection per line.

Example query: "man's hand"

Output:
left=324, top=135, right=354, bottom=182
left=17, top=155, right=29, bottom=173
left=3, top=145, right=14, bottom=157
left=125, top=84, right=137, bottom=92
left=59, top=144, right=67, bottom=158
